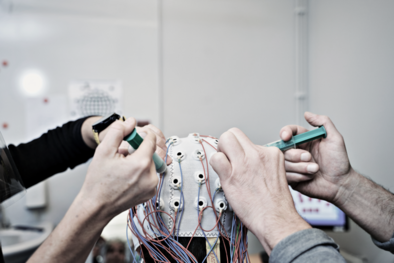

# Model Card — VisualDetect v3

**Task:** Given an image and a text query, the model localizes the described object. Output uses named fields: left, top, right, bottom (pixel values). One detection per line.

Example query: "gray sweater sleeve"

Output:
left=269, top=228, right=346, bottom=263
left=372, top=232, right=394, bottom=253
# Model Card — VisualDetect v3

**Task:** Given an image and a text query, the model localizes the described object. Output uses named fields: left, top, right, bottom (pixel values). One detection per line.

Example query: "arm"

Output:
left=210, top=128, right=345, bottom=262
left=280, top=112, right=394, bottom=244
left=9, top=117, right=97, bottom=188
left=27, top=118, right=159, bottom=263
left=9, top=116, right=171, bottom=189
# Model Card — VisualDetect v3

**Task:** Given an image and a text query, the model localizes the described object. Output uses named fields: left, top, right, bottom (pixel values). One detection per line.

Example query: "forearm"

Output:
left=334, top=169, right=394, bottom=242
left=27, top=194, right=110, bottom=263
left=254, top=215, right=311, bottom=254
left=9, top=117, right=96, bottom=188
left=269, top=228, right=345, bottom=263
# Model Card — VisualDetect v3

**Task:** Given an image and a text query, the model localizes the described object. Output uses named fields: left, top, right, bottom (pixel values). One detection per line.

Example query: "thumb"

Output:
left=131, top=132, right=157, bottom=161
left=98, top=118, right=136, bottom=155
left=304, top=112, right=341, bottom=140
left=210, top=152, right=232, bottom=181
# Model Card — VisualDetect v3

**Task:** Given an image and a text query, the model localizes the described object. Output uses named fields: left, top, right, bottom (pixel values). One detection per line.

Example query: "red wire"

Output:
left=128, top=135, right=248, bottom=263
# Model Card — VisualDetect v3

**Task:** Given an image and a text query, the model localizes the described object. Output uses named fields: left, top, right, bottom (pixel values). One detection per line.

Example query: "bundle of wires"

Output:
left=126, top=134, right=250, bottom=263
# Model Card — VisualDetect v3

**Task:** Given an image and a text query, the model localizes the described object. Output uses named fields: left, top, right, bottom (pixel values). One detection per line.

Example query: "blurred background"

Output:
left=0, top=0, right=394, bottom=262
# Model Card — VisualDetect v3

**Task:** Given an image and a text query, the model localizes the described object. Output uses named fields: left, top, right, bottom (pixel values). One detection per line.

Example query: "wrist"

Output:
left=254, top=213, right=311, bottom=253
left=73, top=191, right=113, bottom=229
left=332, top=168, right=361, bottom=208
left=82, top=116, right=102, bottom=149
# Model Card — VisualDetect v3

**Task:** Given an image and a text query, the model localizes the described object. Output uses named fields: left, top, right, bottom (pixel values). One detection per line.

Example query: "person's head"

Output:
left=129, top=133, right=248, bottom=263
left=106, top=239, right=125, bottom=263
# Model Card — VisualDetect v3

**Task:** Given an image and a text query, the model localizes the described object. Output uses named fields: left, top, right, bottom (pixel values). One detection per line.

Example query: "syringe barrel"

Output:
left=124, top=129, right=167, bottom=174
left=264, top=126, right=327, bottom=152
left=264, top=137, right=295, bottom=152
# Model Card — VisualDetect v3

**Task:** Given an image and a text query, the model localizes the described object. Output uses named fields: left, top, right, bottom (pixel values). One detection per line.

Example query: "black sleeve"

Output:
left=8, top=117, right=96, bottom=188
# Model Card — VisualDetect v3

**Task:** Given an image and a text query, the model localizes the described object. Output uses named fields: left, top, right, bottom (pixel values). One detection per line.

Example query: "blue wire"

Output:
left=176, top=161, right=185, bottom=241
left=127, top=140, right=197, bottom=263
left=127, top=138, right=230, bottom=263
left=126, top=218, right=139, bottom=263
left=202, top=232, right=220, bottom=263
left=155, top=141, right=172, bottom=211
left=197, top=185, right=220, bottom=263
left=230, top=214, right=237, bottom=262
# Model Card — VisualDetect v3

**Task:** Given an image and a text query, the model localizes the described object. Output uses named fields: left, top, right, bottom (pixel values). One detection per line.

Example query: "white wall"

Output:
left=160, top=0, right=296, bottom=255
left=1, top=0, right=394, bottom=262
left=309, top=1, right=394, bottom=262
left=161, top=1, right=296, bottom=146
left=0, top=0, right=159, bottom=227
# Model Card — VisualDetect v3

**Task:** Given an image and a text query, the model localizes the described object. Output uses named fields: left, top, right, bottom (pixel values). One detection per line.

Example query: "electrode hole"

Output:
left=174, top=201, right=179, bottom=207
left=199, top=201, right=204, bottom=207
left=173, top=179, right=178, bottom=184
left=220, top=202, right=224, bottom=208
left=199, top=174, right=204, bottom=179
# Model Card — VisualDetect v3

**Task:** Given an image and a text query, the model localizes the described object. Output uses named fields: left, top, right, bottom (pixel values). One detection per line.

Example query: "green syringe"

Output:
left=264, top=126, right=327, bottom=151
left=124, top=129, right=167, bottom=174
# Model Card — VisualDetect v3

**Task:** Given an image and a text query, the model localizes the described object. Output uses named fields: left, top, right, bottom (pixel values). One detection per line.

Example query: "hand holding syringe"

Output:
left=264, top=126, right=327, bottom=151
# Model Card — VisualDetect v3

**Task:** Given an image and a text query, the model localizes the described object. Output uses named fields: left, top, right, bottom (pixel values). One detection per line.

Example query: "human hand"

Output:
left=89, top=118, right=172, bottom=165
left=101, top=122, right=172, bottom=165
left=280, top=112, right=354, bottom=205
left=80, top=118, right=159, bottom=220
left=81, top=116, right=102, bottom=149
left=210, top=128, right=310, bottom=254
left=136, top=124, right=172, bottom=165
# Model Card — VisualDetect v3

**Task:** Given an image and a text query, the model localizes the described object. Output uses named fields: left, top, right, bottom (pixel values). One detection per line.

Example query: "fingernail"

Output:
left=307, top=163, right=319, bottom=173
left=282, top=131, right=289, bottom=139
left=139, top=132, right=147, bottom=138
left=301, top=153, right=311, bottom=162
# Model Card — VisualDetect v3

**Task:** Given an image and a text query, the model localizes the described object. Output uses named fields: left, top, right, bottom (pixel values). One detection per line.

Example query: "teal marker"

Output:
left=124, top=129, right=167, bottom=174
left=264, top=126, right=327, bottom=151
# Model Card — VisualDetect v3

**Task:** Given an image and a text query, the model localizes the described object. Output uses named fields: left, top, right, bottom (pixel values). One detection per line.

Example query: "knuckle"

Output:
left=152, top=175, right=159, bottom=187
left=96, top=144, right=111, bottom=156
left=228, top=127, right=240, bottom=133
left=139, top=157, right=151, bottom=169
left=321, top=115, right=330, bottom=123
left=219, top=131, right=232, bottom=143
left=266, top=146, right=281, bottom=155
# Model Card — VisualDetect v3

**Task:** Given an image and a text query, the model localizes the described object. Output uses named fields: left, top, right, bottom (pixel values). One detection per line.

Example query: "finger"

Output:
left=210, top=152, right=232, bottom=181
left=285, top=160, right=319, bottom=174
left=137, top=126, right=167, bottom=153
left=166, top=155, right=173, bottom=165
left=144, top=124, right=166, bottom=141
left=99, top=118, right=136, bottom=154
left=279, top=125, right=309, bottom=142
left=98, top=117, right=133, bottom=142
left=286, top=172, right=314, bottom=184
left=118, top=148, right=129, bottom=156
left=217, top=130, right=245, bottom=163
left=284, top=149, right=312, bottom=162
left=304, top=112, right=341, bottom=142
left=227, top=128, right=255, bottom=152
left=131, top=132, right=157, bottom=162
left=119, top=141, right=130, bottom=150
left=155, top=146, right=173, bottom=165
